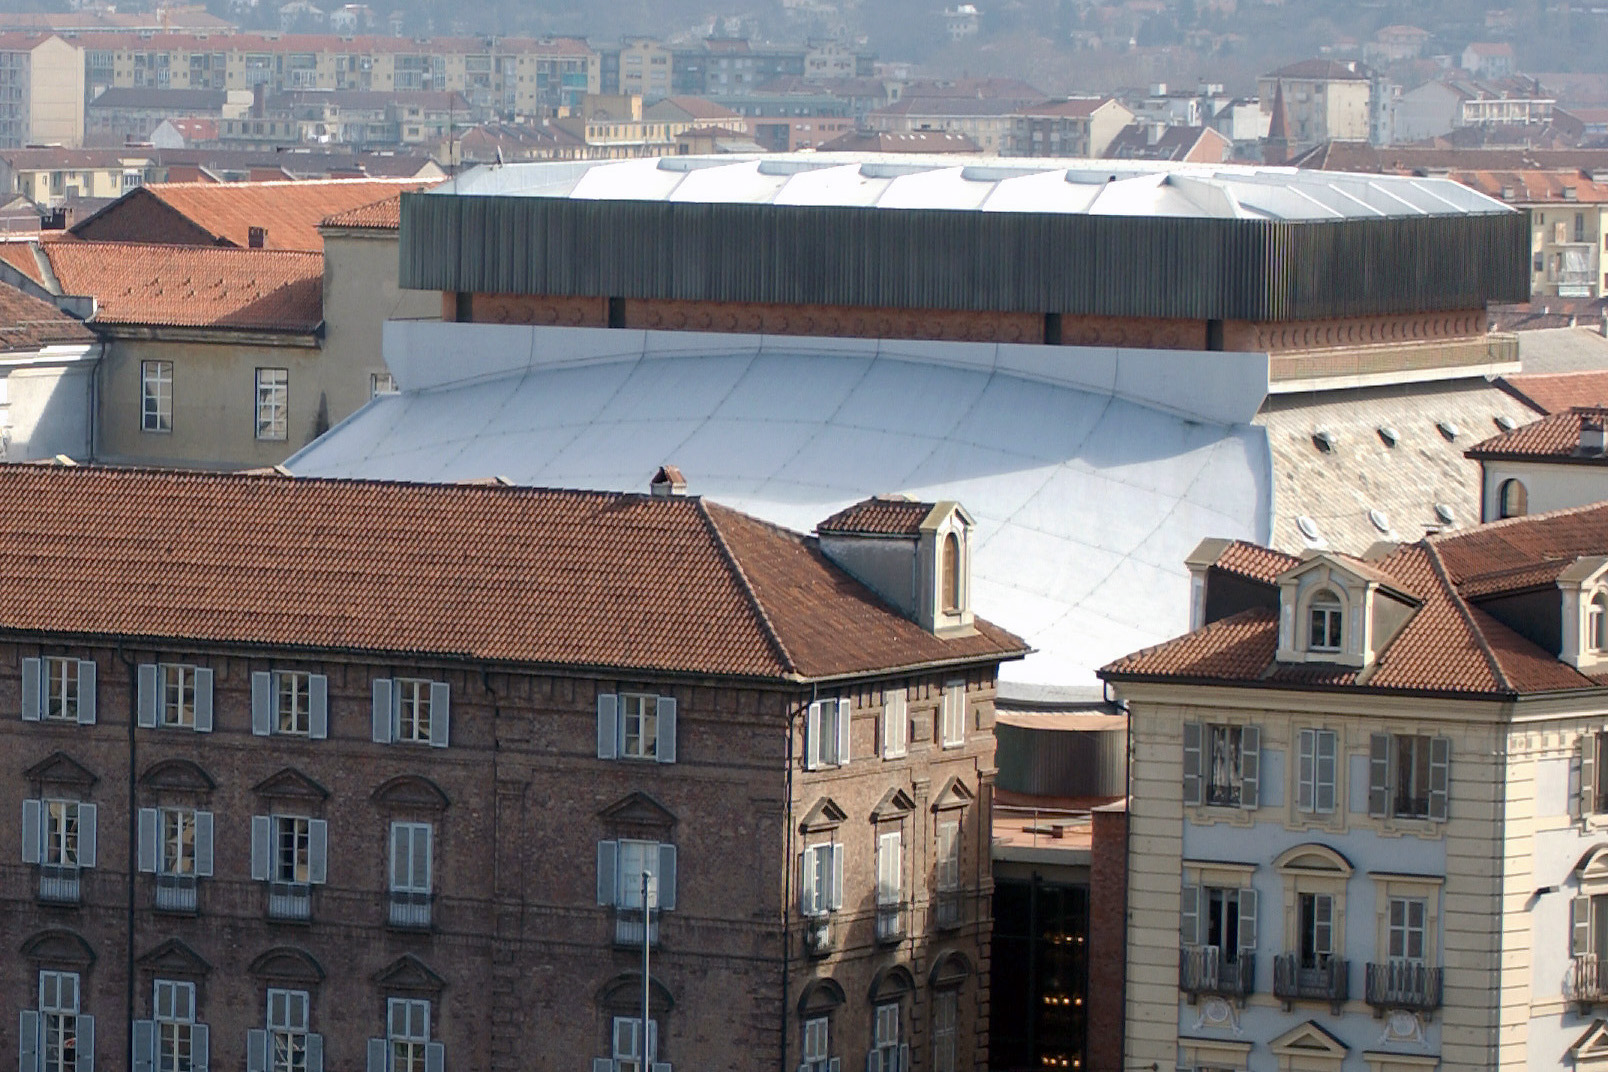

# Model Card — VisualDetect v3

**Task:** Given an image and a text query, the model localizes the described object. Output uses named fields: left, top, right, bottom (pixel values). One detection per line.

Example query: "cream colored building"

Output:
left=0, top=35, right=84, bottom=148
left=1259, top=59, right=1374, bottom=157
left=1102, top=515, right=1608, bottom=1072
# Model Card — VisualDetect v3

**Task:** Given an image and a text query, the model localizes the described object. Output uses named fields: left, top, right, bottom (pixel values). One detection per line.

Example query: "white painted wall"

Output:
left=1480, top=459, right=1608, bottom=521
left=0, top=347, right=98, bottom=461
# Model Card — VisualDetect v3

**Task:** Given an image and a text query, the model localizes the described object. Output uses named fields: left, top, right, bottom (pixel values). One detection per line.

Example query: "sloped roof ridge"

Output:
left=1101, top=605, right=1276, bottom=674
left=1423, top=538, right=1512, bottom=692
left=1429, top=497, right=1608, bottom=548
left=696, top=499, right=799, bottom=676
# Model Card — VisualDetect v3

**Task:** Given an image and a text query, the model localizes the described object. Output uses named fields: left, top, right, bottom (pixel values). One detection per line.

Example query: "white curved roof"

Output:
left=290, top=325, right=1272, bottom=692
left=432, top=154, right=1511, bottom=221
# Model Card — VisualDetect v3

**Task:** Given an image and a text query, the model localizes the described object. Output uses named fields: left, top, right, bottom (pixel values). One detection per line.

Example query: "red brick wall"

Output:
left=1085, top=804, right=1128, bottom=1072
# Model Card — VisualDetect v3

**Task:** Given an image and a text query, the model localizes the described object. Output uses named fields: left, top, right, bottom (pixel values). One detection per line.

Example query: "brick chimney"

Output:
left=649, top=465, right=686, bottom=496
left=248, top=226, right=267, bottom=249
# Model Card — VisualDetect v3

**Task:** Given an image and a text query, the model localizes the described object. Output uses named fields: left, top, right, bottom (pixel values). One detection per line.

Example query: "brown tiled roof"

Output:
left=0, top=280, right=93, bottom=351
left=817, top=497, right=933, bottom=536
left=42, top=242, right=322, bottom=334
left=73, top=178, right=433, bottom=252
left=1212, top=541, right=1300, bottom=584
left=319, top=192, right=405, bottom=230
left=1498, top=371, right=1608, bottom=414
left=0, top=241, right=46, bottom=286
left=1102, top=502, right=1608, bottom=697
left=0, top=467, right=1026, bottom=681
left=1464, top=407, right=1608, bottom=461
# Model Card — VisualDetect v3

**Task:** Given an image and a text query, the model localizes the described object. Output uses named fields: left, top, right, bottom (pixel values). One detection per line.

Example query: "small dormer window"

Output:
left=1592, top=593, right=1608, bottom=653
left=941, top=532, right=961, bottom=613
left=1309, top=591, right=1343, bottom=653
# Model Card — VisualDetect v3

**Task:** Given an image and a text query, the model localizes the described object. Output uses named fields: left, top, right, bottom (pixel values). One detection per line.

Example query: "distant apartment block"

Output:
left=0, top=34, right=84, bottom=149
left=1259, top=59, right=1374, bottom=160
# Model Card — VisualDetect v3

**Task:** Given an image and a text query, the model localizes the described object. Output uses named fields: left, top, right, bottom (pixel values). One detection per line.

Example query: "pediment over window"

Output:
left=371, top=775, right=450, bottom=812
left=374, top=954, right=445, bottom=994
left=25, top=751, right=97, bottom=790
left=867, top=964, right=916, bottom=1003
left=21, top=929, right=94, bottom=968
left=1274, top=843, right=1354, bottom=876
left=252, top=767, right=330, bottom=802
left=798, top=977, right=846, bottom=1017
left=599, top=791, right=675, bottom=832
left=930, top=776, right=974, bottom=812
left=137, top=939, right=210, bottom=977
left=1577, top=844, right=1608, bottom=883
left=799, top=796, right=848, bottom=833
left=871, top=787, right=916, bottom=822
left=1270, top=1020, right=1348, bottom=1057
left=929, top=949, right=973, bottom=989
left=1571, top=1019, right=1608, bottom=1059
left=248, top=947, right=324, bottom=984
left=598, top=972, right=673, bottom=1014
left=139, top=759, right=216, bottom=793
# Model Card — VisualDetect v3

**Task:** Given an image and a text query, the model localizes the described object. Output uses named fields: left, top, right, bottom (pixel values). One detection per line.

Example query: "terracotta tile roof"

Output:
left=1498, top=370, right=1608, bottom=414
left=1212, top=541, right=1300, bottom=584
left=1464, top=407, right=1608, bottom=461
left=73, top=178, right=433, bottom=252
left=0, top=467, right=1026, bottom=681
left=0, top=280, right=93, bottom=351
left=0, top=241, right=46, bottom=287
left=319, top=192, right=405, bottom=229
left=42, top=242, right=322, bottom=334
left=1102, top=502, right=1608, bottom=697
left=817, top=496, right=933, bottom=537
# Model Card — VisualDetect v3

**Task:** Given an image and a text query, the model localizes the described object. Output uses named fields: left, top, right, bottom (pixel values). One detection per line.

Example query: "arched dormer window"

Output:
left=1308, top=590, right=1343, bottom=653
left=1592, top=593, right=1608, bottom=653
left=1499, top=478, right=1528, bottom=519
left=940, top=531, right=961, bottom=613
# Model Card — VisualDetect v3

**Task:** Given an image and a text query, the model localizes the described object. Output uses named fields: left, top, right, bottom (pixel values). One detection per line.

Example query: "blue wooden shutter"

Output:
left=1575, top=895, right=1593, bottom=957
left=1315, top=730, right=1337, bottom=814
left=77, top=660, right=96, bottom=725
left=1369, top=733, right=1391, bottom=818
left=132, top=1020, right=155, bottom=1072
left=804, top=702, right=822, bottom=770
left=1237, top=887, right=1258, bottom=952
left=191, top=1025, right=208, bottom=1072
left=194, top=668, right=213, bottom=732
left=655, top=696, right=676, bottom=764
left=799, top=850, right=815, bottom=915
left=308, top=819, right=328, bottom=884
left=424, top=1042, right=443, bottom=1072
left=250, top=816, right=271, bottom=881
left=366, top=1039, right=387, bottom=1072
left=429, top=683, right=450, bottom=748
left=21, top=799, right=40, bottom=863
left=137, top=808, right=158, bottom=873
left=137, top=664, right=159, bottom=728
left=1428, top=736, right=1451, bottom=821
left=251, top=672, right=272, bottom=737
left=657, top=843, right=677, bottom=910
left=836, top=699, right=851, bottom=765
left=305, top=1034, right=323, bottom=1072
left=829, top=843, right=843, bottom=911
left=372, top=679, right=393, bottom=743
left=20, top=657, right=40, bottom=721
left=19, top=1009, right=38, bottom=1072
left=597, top=693, right=618, bottom=759
left=1296, top=728, right=1316, bottom=812
left=77, top=1015, right=94, bottom=1072
left=309, top=675, right=328, bottom=740
left=597, top=840, right=617, bottom=905
left=78, top=803, right=97, bottom=868
left=246, top=1030, right=268, bottom=1072
left=1179, top=884, right=1201, bottom=946
left=195, top=811, right=214, bottom=878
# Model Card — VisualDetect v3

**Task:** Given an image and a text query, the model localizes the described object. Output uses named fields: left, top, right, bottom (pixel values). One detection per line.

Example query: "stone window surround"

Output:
left=1368, top=872, right=1443, bottom=968
left=1274, top=844, right=1353, bottom=964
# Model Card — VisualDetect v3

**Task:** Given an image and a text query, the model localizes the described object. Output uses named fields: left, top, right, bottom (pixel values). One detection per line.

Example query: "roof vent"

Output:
left=1502, top=186, right=1516, bottom=201
left=1565, top=186, right=1579, bottom=200
left=1434, top=503, right=1455, bottom=525
left=649, top=465, right=687, bottom=496
left=1494, top=415, right=1517, bottom=431
left=1436, top=420, right=1459, bottom=441
left=1368, top=508, right=1391, bottom=534
left=1583, top=416, right=1608, bottom=455
left=1377, top=425, right=1399, bottom=447
left=248, top=225, right=267, bottom=248
left=1296, top=515, right=1322, bottom=543
left=1312, top=430, right=1337, bottom=453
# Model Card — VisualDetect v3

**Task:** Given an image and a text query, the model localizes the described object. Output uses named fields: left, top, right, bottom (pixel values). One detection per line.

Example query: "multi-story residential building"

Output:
left=0, top=34, right=84, bottom=149
left=1258, top=59, right=1374, bottom=160
left=1431, top=169, right=1608, bottom=300
left=0, top=465, right=1025, bottom=1072
left=1007, top=98, right=1134, bottom=158
left=602, top=38, right=673, bottom=102
left=216, top=90, right=469, bottom=149
left=1100, top=503, right=1608, bottom=1071
left=667, top=38, right=874, bottom=99
left=85, top=87, right=250, bottom=149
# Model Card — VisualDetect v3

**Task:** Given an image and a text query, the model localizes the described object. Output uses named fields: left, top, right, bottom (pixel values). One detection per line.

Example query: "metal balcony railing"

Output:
left=1364, top=960, right=1442, bottom=1014
left=1573, top=954, right=1608, bottom=1008
left=1179, top=945, right=1254, bottom=1003
left=1272, top=953, right=1348, bottom=1011
left=388, top=889, right=432, bottom=930
left=875, top=902, right=906, bottom=943
left=38, top=864, right=80, bottom=905
left=154, top=873, right=197, bottom=913
left=614, top=908, right=659, bottom=947
left=267, top=881, right=312, bottom=921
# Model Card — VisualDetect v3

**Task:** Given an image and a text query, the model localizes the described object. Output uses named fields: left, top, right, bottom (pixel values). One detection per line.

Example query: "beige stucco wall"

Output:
left=1481, top=459, right=1608, bottom=522
left=318, top=230, right=440, bottom=424
left=28, top=37, right=84, bottom=147
left=96, top=335, right=322, bottom=469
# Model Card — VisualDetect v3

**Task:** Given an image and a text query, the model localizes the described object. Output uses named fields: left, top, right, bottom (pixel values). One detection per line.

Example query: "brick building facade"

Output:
left=1, top=468, right=1025, bottom=1072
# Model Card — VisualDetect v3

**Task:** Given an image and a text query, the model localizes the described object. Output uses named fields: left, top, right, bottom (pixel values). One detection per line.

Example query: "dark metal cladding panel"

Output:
left=401, top=192, right=1532, bottom=321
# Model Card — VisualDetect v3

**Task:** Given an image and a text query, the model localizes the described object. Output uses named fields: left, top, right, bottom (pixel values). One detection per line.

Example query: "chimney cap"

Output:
left=649, top=465, right=687, bottom=496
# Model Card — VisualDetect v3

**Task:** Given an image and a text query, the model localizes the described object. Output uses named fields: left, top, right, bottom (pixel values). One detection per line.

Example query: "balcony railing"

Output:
left=154, top=873, right=197, bottom=913
left=1364, top=960, right=1442, bottom=1014
left=1179, top=945, right=1254, bottom=1004
left=268, top=881, right=312, bottom=921
left=876, top=902, right=906, bottom=943
left=614, top=908, right=659, bottom=947
left=388, top=889, right=432, bottom=930
left=1573, top=954, right=1608, bottom=1008
left=933, top=889, right=962, bottom=929
left=38, top=864, right=80, bottom=905
left=1273, top=953, right=1348, bottom=1011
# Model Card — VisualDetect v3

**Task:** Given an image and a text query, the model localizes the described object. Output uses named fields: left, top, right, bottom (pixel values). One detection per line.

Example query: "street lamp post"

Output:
left=642, top=869, right=654, bottom=1072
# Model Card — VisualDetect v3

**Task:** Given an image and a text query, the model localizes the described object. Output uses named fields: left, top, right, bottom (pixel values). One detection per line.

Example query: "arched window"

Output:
left=1499, top=478, right=1528, bottom=519
left=1592, top=593, right=1608, bottom=653
left=941, top=532, right=961, bottom=613
left=1308, top=591, right=1343, bottom=653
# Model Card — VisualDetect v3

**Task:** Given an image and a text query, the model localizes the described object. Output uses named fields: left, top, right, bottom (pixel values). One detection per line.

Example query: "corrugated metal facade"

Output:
left=399, top=193, right=1530, bottom=322
left=995, top=722, right=1127, bottom=798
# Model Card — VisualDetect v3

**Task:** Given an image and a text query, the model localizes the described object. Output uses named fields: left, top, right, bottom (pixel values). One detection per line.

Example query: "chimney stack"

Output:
left=248, top=226, right=267, bottom=249
left=1582, top=415, right=1608, bottom=455
left=649, top=465, right=686, bottom=496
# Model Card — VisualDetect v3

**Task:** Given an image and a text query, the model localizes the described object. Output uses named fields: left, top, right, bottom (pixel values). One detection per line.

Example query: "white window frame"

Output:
left=160, top=664, right=197, bottom=728
left=936, top=820, right=960, bottom=894
left=1295, top=728, right=1338, bottom=815
left=43, top=657, right=79, bottom=722
left=141, top=359, right=173, bottom=433
left=1387, top=896, right=1426, bottom=962
left=802, top=1016, right=831, bottom=1072
left=254, top=367, right=289, bottom=442
left=872, top=1003, right=902, bottom=1071
left=801, top=840, right=841, bottom=917
left=395, top=678, right=433, bottom=744
left=369, top=371, right=398, bottom=398
left=617, top=839, right=661, bottom=910
left=276, top=671, right=312, bottom=736
left=154, top=979, right=197, bottom=1072
left=266, top=988, right=310, bottom=1072
left=1593, top=593, right=1608, bottom=653
left=882, top=689, right=907, bottom=759
left=38, top=970, right=82, bottom=1072
left=45, top=799, right=81, bottom=868
left=160, top=807, right=197, bottom=876
left=620, top=693, right=658, bottom=760
left=876, top=830, right=902, bottom=907
left=273, top=816, right=312, bottom=885
left=610, top=1016, right=657, bottom=1072
left=386, top=998, right=429, bottom=1072
left=940, top=680, right=965, bottom=748
left=389, top=822, right=431, bottom=895
left=1308, top=590, right=1344, bottom=652
left=931, top=990, right=957, bottom=1072
left=805, top=698, right=850, bottom=769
